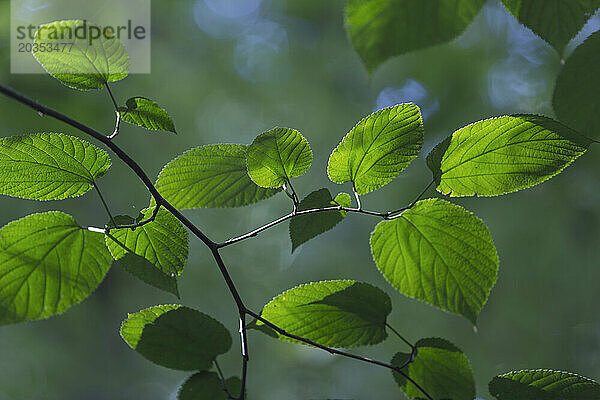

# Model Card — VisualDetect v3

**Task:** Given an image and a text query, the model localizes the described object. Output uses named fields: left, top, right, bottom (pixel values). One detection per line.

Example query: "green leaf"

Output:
left=289, top=189, right=351, bottom=252
left=154, top=144, right=280, bottom=209
left=345, top=0, right=485, bottom=72
left=120, top=97, right=177, bottom=134
left=178, top=372, right=242, bottom=400
left=370, top=198, right=498, bottom=324
left=501, top=0, right=600, bottom=55
left=0, top=133, right=111, bottom=201
left=327, top=104, right=424, bottom=195
left=391, top=338, right=475, bottom=400
left=0, top=211, right=112, bottom=325
left=489, top=369, right=600, bottom=400
left=426, top=115, right=590, bottom=197
left=120, top=305, right=232, bottom=371
left=553, top=31, right=600, bottom=141
left=114, top=252, right=179, bottom=298
left=259, top=280, right=392, bottom=348
left=246, top=127, right=313, bottom=188
left=33, top=20, right=129, bottom=90
left=105, top=207, right=189, bottom=277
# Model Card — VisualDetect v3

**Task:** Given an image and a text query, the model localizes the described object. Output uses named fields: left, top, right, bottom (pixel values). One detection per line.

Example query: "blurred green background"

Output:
left=1, top=0, right=599, bottom=399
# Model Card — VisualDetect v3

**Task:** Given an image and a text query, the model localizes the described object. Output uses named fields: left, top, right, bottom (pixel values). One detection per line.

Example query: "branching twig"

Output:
left=282, top=181, right=299, bottom=212
left=239, top=312, right=249, bottom=399
left=93, top=182, right=117, bottom=228
left=105, top=82, right=119, bottom=111
left=246, top=310, right=433, bottom=400
left=386, top=179, right=435, bottom=219
left=217, top=205, right=388, bottom=248
left=386, top=322, right=414, bottom=350
left=105, top=204, right=161, bottom=231
left=0, top=83, right=435, bottom=400
left=214, top=359, right=236, bottom=399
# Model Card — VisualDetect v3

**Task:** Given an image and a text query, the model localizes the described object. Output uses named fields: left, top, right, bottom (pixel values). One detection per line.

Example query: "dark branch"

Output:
left=214, top=359, right=236, bottom=400
left=0, top=83, right=247, bottom=308
left=246, top=310, right=434, bottom=400
left=239, top=312, right=249, bottom=399
left=0, top=83, right=435, bottom=400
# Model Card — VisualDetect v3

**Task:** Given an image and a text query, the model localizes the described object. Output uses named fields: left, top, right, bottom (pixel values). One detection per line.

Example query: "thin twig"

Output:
left=247, top=310, right=433, bottom=400
left=214, top=359, right=236, bottom=399
left=286, top=180, right=299, bottom=206
left=239, top=312, right=249, bottom=400
left=105, top=83, right=122, bottom=139
left=282, top=182, right=299, bottom=212
left=105, top=205, right=161, bottom=231
left=386, top=179, right=435, bottom=219
left=93, top=182, right=116, bottom=228
left=0, top=83, right=434, bottom=400
left=395, top=345, right=418, bottom=371
left=0, top=84, right=247, bottom=310
left=385, top=322, right=414, bottom=349
left=217, top=205, right=388, bottom=248
left=353, top=186, right=362, bottom=210
left=104, top=82, right=119, bottom=111
left=108, top=110, right=121, bottom=139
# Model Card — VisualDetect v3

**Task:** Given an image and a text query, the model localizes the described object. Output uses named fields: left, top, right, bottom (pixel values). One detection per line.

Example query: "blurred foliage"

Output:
left=0, top=0, right=599, bottom=399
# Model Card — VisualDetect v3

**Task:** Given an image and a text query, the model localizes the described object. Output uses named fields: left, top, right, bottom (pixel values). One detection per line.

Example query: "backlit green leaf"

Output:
left=345, top=0, right=485, bottom=72
left=0, top=133, right=111, bottom=201
left=178, top=372, right=242, bottom=400
left=289, top=189, right=351, bottom=252
left=120, top=97, right=177, bottom=134
left=259, top=280, right=391, bottom=347
left=489, top=369, right=600, bottom=400
left=120, top=305, right=232, bottom=371
left=370, top=198, right=498, bottom=324
left=392, top=338, right=475, bottom=400
left=501, top=0, right=600, bottom=54
left=553, top=31, right=600, bottom=141
left=0, top=212, right=112, bottom=325
left=155, top=144, right=279, bottom=208
left=246, top=127, right=313, bottom=188
left=426, top=115, right=590, bottom=197
left=34, top=20, right=129, bottom=90
left=105, top=207, right=189, bottom=276
left=327, top=104, right=423, bottom=195
left=113, top=252, right=179, bottom=298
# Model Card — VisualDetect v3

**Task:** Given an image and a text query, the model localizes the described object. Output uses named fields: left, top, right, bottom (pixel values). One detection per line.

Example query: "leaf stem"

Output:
left=93, top=182, right=116, bottom=228
left=104, top=82, right=119, bottom=111
left=282, top=180, right=299, bottom=211
left=353, top=185, right=362, bottom=210
left=105, top=205, right=161, bottom=231
left=386, top=178, right=435, bottom=219
left=385, top=322, right=414, bottom=349
left=108, top=110, right=121, bottom=140
left=214, top=359, right=236, bottom=399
